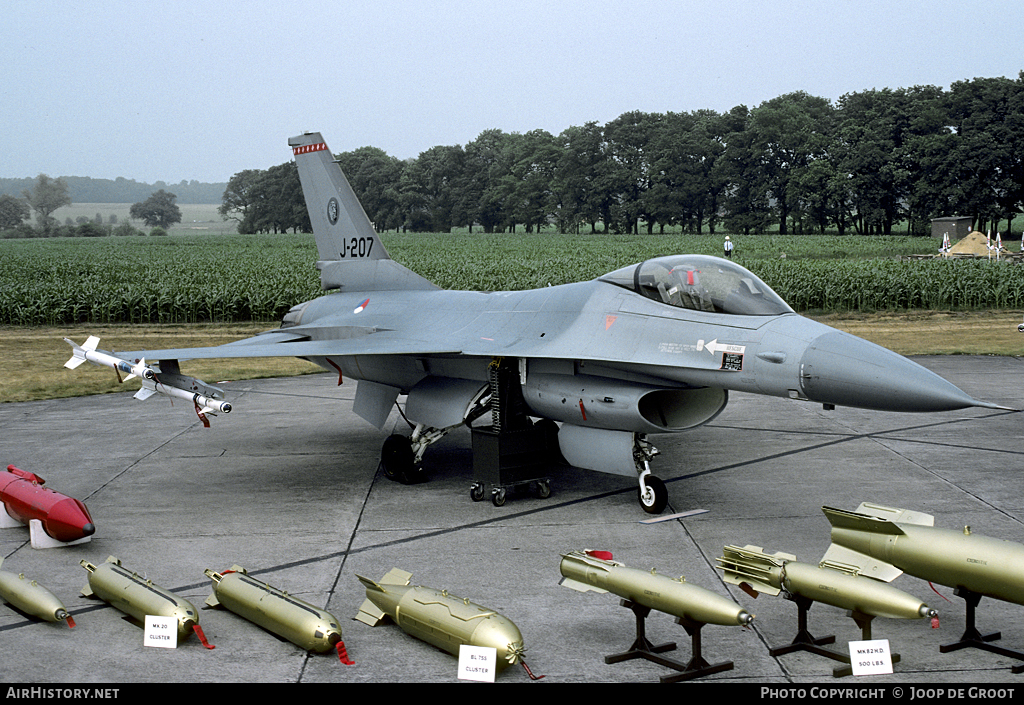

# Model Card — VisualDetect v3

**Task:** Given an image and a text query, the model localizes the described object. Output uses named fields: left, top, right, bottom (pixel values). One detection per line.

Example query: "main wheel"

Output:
left=380, top=434, right=416, bottom=484
left=638, top=476, right=668, bottom=514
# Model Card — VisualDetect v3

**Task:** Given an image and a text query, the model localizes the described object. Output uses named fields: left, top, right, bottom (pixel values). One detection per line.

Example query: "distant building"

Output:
left=930, top=216, right=972, bottom=240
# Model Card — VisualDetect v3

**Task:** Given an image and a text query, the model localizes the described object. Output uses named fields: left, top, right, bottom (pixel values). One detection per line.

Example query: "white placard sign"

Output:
left=144, top=615, right=178, bottom=649
left=848, top=638, right=892, bottom=676
left=458, top=645, right=497, bottom=682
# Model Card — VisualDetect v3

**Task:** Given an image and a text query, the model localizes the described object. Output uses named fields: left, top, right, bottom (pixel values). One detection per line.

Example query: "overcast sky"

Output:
left=3, top=0, right=1022, bottom=185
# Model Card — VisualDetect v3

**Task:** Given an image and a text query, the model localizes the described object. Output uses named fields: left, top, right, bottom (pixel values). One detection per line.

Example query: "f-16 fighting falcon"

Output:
left=65, top=132, right=1007, bottom=514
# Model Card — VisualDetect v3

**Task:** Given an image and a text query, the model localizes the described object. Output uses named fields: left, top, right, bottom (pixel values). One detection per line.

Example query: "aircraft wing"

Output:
left=120, top=330, right=462, bottom=362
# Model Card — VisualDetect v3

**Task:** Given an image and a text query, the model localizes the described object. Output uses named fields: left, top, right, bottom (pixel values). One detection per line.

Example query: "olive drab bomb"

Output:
left=204, top=565, right=352, bottom=663
left=718, top=544, right=938, bottom=622
left=80, top=556, right=213, bottom=648
left=355, top=568, right=531, bottom=675
left=0, top=558, right=75, bottom=627
left=559, top=550, right=753, bottom=627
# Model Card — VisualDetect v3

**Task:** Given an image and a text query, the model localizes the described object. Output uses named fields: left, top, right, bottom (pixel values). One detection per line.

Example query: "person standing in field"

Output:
left=723, top=236, right=734, bottom=258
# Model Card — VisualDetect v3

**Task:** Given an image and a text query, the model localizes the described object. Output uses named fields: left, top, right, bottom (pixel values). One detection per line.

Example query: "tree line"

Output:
left=0, top=175, right=224, bottom=205
left=221, top=74, right=1024, bottom=238
left=0, top=175, right=183, bottom=238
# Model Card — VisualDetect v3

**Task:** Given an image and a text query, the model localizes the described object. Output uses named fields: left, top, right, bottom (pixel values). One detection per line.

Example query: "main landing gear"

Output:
left=378, top=387, right=492, bottom=485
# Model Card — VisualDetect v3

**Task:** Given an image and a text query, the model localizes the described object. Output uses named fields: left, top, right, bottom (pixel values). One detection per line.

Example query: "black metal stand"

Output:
left=769, top=595, right=900, bottom=678
left=831, top=610, right=900, bottom=678
left=769, top=594, right=842, bottom=659
left=604, top=599, right=733, bottom=683
left=939, top=587, right=1024, bottom=674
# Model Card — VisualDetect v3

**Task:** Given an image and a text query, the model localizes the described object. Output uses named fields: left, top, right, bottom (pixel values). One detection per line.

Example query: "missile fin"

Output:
left=853, top=501, right=935, bottom=527
left=377, top=568, right=412, bottom=586
left=818, top=544, right=904, bottom=583
left=822, top=505, right=906, bottom=535
left=63, top=338, right=88, bottom=369
left=716, top=545, right=786, bottom=596
left=134, top=388, right=157, bottom=401
left=558, top=576, right=608, bottom=594
left=821, top=506, right=907, bottom=581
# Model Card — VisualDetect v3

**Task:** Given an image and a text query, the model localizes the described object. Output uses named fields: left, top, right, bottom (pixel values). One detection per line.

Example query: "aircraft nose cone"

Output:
left=799, top=330, right=986, bottom=412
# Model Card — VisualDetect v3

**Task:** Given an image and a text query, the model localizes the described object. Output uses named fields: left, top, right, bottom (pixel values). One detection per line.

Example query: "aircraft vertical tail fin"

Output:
left=289, top=131, right=388, bottom=263
left=288, top=132, right=437, bottom=292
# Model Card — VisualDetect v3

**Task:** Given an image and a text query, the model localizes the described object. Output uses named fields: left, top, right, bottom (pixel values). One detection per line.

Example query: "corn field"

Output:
left=2, top=232, right=1021, bottom=326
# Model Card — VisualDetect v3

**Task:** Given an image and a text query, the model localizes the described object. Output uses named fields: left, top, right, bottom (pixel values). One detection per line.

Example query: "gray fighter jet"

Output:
left=111, top=132, right=1006, bottom=513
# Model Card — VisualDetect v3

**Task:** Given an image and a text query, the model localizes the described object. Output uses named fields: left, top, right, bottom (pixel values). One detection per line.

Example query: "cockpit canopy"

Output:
left=599, top=255, right=793, bottom=316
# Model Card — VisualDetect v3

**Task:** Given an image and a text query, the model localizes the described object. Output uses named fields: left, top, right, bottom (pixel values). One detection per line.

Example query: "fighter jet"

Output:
left=105, top=131, right=1006, bottom=514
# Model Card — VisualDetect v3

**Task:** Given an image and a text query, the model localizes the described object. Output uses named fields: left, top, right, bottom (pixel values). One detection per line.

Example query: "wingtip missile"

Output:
left=63, top=336, right=153, bottom=382
left=63, top=337, right=233, bottom=423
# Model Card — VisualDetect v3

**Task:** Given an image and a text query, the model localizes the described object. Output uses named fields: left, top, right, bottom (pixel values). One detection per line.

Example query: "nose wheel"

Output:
left=635, top=437, right=668, bottom=514
left=638, top=472, right=668, bottom=514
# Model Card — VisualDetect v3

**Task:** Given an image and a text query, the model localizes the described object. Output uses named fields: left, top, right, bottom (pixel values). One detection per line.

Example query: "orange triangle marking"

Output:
left=605, top=315, right=617, bottom=330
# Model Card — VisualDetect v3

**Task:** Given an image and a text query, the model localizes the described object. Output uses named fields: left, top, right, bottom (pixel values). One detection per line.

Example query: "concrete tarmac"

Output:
left=1, top=356, right=1023, bottom=686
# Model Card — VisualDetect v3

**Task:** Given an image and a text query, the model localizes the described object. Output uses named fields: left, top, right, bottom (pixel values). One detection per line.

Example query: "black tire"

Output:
left=638, top=476, right=668, bottom=514
left=492, top=488, right=507, bottom=507
left=470, top=483, right=486, bottom=502
left=380, top=434, right=415, bottom=484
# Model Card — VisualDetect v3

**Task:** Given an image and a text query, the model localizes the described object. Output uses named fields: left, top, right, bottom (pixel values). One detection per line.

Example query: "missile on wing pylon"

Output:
left=355, top=568, right=533, bottom=676
left=204, top=565, right=352, bottom=664
left=64, top=335, right=154, bottom=382
left=0, top=557, right=75, bottom=627
left=0, top=465, right=95, bottom=544
left=64, top=337, right=231, bottom=424
left=80, top=556, right=213, bottom=648
left=560, top=549, right=753, bottom=627
left=822, top=502, right=1024, bottom=673
left=559, top=550, right=751, bottom=682
left=718, top=544, right=937, bottom=622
